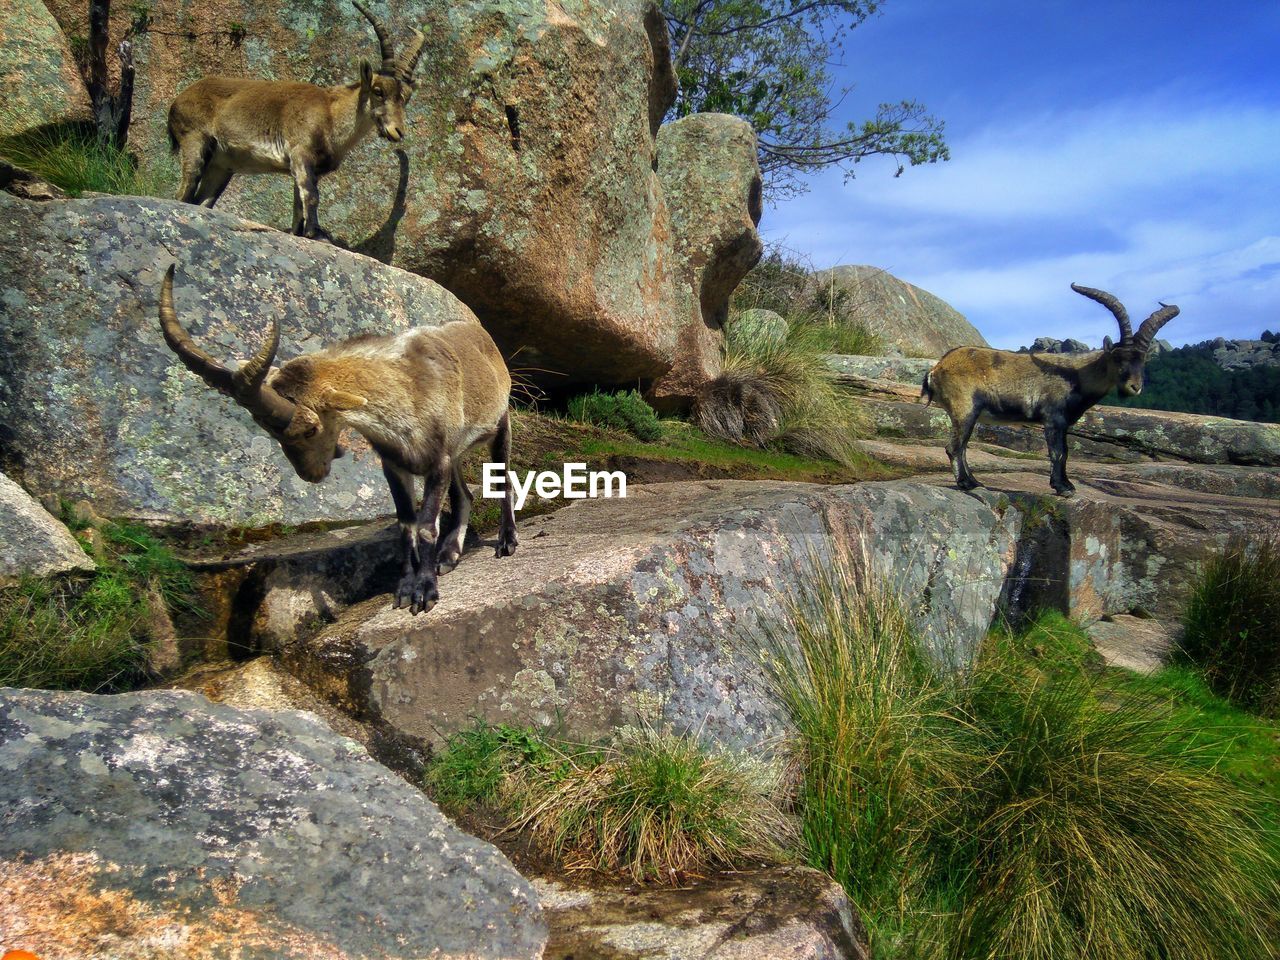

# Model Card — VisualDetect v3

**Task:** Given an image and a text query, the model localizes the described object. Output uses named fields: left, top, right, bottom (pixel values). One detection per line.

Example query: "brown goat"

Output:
left=167, top=1, right=424, bottom=240
left=922, top=284, right=1178, bottom=496
left=158, top=265, right=518, bottom=615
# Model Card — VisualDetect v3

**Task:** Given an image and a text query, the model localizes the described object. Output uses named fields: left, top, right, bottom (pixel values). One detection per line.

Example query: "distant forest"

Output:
left=1104, top=337, right=1280, bottom=423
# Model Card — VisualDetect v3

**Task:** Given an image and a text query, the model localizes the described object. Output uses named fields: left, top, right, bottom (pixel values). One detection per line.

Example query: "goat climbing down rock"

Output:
left=922, top=284, right=1178, bottom=497
left=157, top=265, right=518, bottom=615
left=166, top=1, right=424, bottom=241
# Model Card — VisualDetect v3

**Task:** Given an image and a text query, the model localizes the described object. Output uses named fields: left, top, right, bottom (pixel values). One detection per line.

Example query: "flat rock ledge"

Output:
left=0, top=687, right=547, bottom=960
left=290, top=479, right=1021, bottom=752
left=537, top=866, right=868, bottom=960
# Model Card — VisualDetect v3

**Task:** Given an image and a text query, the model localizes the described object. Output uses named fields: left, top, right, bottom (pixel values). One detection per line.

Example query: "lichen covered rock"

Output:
left=0, top=686, right=547, bottom=959
left=0, top=470, right=93, bottom=581
left=0, top=192, right=478, bottom=526
left=0, top=0, right=91, bottom=139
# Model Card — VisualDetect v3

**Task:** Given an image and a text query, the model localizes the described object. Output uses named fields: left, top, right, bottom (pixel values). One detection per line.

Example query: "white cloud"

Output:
left=762, top=92, right=1280, bottom=348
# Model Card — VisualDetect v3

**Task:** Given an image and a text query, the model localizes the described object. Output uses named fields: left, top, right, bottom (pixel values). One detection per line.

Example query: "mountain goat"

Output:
left=158, top=265, right=518, bottom=615
left=166, top=1, right=424, bottom=240
left=922, top=284, right=1178, bottom=496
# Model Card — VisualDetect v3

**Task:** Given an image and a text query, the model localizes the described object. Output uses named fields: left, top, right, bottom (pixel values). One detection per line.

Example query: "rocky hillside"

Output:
left=810, top=264, right=988, bottom=357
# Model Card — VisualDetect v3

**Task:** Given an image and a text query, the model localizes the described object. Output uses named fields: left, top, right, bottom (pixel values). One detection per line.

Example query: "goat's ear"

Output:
left=1103, top=335, right=1114, bottom=352
left=359, top=59, right=373, bottom=89
left=320, top=385, right=368, bottom=411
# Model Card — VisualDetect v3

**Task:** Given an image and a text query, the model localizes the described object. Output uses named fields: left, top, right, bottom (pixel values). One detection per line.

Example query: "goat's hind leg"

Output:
left=175, top=134, right=212, bottom=204
left=946, top=405, right=983, bottom=491
left=1044, top=419, right=1075, bottom=497
left=490, top=411, right=518, bottom=558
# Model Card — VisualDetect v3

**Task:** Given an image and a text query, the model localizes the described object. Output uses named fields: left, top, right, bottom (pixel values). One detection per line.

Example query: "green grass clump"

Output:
left=941, top=662, right=1277, bottom=960
left=0, top=518, right=197, bottom=692
left=425, top=721, right=560, bottom=810
left=426, top=721, right=791, bottom=883
left=1179, top=530, right=1280, bottom=716
left=759, top=552, right=1280, bottom=960
left=0, top=123, right=167, bottom=198
left=565, top=388, right=663, bottom=441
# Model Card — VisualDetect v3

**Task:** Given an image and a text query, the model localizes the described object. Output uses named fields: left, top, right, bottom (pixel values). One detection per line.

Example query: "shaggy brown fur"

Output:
left=922, top=284, right=1177, bottom=496
left=158, top=265, right=517, bottom=617
left=167, top=1, right=424, bottom=240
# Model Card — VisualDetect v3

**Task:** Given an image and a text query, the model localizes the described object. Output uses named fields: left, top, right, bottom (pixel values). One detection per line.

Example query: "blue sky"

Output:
left=760, top=0, right=1280, bottom=349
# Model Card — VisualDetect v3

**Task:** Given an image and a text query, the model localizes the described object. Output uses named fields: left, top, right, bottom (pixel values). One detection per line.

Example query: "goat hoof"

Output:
left=957, top=478, right=981, bottom=491
left=1054, top=486, right=1076, bottom=499
left=495, top=537, right=517, bottom=558
left=409, top=580, right=439, bottom=616
left=435, top=546, right=462, bottom=574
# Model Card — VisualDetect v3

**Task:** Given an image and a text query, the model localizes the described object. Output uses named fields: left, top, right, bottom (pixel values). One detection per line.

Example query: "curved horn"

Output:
left=158, top=265, right=297, bottom=431
left=352, top=0, right=395, bottom=72
left=1071, top=283, right=1132, bottom=342
left=397, top=28, right=426, bottom=82
left=1133, top=301, right=1179, bottom=353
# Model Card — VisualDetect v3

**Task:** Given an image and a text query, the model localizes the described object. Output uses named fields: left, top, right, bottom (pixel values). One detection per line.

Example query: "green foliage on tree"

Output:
left=1104, top=345, right=1280, bottom=424
left=663, top=1, right=948, bottom=199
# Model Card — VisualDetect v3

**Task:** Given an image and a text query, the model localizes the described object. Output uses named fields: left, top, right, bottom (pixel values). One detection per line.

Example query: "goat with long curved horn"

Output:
left=157, top=265, right=520, bottom=616
left=922, top=282, right=1178, bottom=497
left=351, top=0, right=397, bottom=73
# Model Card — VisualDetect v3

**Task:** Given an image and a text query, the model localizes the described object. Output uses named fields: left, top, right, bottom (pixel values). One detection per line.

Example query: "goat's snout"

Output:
left=381, top=125, right=403, bottom=143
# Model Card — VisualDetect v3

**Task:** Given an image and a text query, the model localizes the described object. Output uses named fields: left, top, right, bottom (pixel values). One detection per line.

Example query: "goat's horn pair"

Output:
left=1071, top=283, right=1132, bottom=342
left=352, top=0, right=423, bottom=81
left=352, top=0, right=397, bottom=74
left=1133, top=302, right=1179, bottom=353
left=158, top=265, right=297, bottom=431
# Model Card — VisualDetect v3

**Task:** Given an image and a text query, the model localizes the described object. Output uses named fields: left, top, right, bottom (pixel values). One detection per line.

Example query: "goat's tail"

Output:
left=166, top=116, right=178, bottom=153
left=921, top=369, right=933, bottom=406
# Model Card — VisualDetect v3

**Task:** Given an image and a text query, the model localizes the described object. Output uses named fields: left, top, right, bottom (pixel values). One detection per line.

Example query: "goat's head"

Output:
left=353, top=0, right=425, bottom=144
left=158, top=266, right=366, bottom=484
left=1071, top=283, right=1179, bottom=396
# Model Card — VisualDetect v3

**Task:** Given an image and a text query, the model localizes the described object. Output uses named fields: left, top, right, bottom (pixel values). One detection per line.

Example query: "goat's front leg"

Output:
left=490, top=410, right=518, bottom=557
left=1044, top=418, right=1075, bottom=497
left=289, top=155, right=330, bottom=242
left=384, top=462, right=422, bottom=612
left=404, top=457, right=450, bottom=615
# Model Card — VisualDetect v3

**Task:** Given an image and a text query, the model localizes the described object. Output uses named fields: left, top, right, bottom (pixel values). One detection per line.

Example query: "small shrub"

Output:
left=0, top=520, right=197, bottom=692
left=757, top=547, right=961, bottom=938
left=0, top=123, right=167, bottom=198
left=425, top=721, right=791, bottom=883
left=1180, top=530, right=1280, bottom=716
left=566, top=389, right=663, bottom=441
left=515, top=725, right=792, bottom=882
left=695, top=318, right=867, bottom=466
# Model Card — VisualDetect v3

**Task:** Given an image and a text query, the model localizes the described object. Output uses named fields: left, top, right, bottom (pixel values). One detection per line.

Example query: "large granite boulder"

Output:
left=0, top=470, right=94, bottom=581
left=0, top=0, right=90, bottom=139
left=288, top=479, right=1021, bottom=752
left=0, top=192, right=479, bottom=527
left=653, top=113, right=764, bottom=405
left=0, top=687, right=546, bottom=959
left=41, top=0, right=760, bottom=405
left=811, top=265, right=987, bottom=357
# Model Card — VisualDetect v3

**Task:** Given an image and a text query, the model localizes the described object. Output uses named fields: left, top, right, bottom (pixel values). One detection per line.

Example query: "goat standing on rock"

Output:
left=922, top=284, right=1178, bottom=496
left=157, top=265, right=518, bottom=616
left=166, top=1, right=424, bottom=241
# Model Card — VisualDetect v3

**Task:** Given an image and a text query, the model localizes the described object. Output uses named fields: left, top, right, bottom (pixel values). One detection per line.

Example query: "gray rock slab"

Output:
left=0, top=687, right=546, bottom=959
left=537, top=867, right=867, bottom=960
left=0, top=470, right=93, bottom=581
